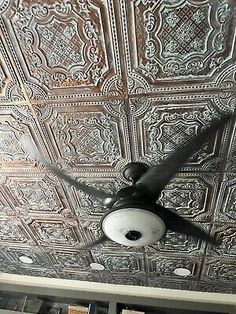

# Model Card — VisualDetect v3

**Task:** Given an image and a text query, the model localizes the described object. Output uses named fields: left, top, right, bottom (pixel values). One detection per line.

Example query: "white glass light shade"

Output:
left=101, top=208, right=165, bottom=247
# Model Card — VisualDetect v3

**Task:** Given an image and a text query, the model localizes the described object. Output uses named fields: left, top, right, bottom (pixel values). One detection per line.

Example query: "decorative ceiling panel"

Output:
left=1, top=0, right=125, bottom=100
left=0, top=0, right=235, bottom=294
left=122, top=0, right=236, bottom=94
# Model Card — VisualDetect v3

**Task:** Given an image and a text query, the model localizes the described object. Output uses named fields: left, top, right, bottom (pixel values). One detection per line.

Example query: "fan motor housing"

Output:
left=101, top=204, right=166, bottom=247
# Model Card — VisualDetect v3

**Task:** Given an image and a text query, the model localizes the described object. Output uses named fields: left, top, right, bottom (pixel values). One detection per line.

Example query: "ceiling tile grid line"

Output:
left=0, top=0, right=235, bottom=294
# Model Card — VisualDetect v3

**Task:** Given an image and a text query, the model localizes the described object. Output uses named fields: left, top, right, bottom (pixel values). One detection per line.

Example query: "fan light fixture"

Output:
left=19, top=256, right=33, bottom=264
left=101, top=208, right=166, bottom=247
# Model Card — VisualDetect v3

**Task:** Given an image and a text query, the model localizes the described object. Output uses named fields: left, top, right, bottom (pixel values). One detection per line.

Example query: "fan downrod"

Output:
left=123, top=162, right=148, bottom=183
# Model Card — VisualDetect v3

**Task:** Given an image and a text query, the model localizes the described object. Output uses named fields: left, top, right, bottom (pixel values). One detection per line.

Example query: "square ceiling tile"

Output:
left=128, top=97, right=230, bottom=172
left=24, top=218, right=84, bottom=247
left=0, top=105, right=46, bottom=171
left=146, top=253, right=202, bottom=281
left=91, top=251, right=145, bottom=274
left=0, top=173, right=75, bottom=217
left=145, top=223, right=208, bottom=255
left=1, top=0, right=126, bottom=100
left=122, top=0, right=236, bottom=94
left=201, top=258, right=236, bottom=282
left=207, top=223, right=236, bottom=258
left=157, top=173, right=219, bottom=222
left=1, top=245, right=53, bottom=268
left=0, top=217, right=35, bottom=246
left=34, top=100, right=131, bottom=171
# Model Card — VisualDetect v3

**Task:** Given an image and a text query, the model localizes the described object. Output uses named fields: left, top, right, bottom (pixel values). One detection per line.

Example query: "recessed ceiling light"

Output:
left=90, top=263, right=105, bottom=270
left=19, top=256, right=33, bottom=264
left=174, top=268, right=191, bottom=277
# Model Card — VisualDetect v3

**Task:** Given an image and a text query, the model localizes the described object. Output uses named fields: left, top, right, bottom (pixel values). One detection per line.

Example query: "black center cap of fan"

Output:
left=125, top=230, right=142, bottom=241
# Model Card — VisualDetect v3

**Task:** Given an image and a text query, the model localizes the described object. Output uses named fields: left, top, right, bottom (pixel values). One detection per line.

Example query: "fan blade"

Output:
left=136, top=115, right=231, bottom=199
left=78, top=235, right=108, bottom=249
left=44, top=161, right=114, bottom=199
left=156, top=205, right=219, bottom=245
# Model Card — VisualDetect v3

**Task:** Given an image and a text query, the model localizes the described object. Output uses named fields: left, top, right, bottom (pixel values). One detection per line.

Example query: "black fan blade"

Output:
left=78, top=235, right=108, bottom=249
left=156, top=205, right=219, bottom=245
left=21, top=135, right=115, bottom=199
left=136, top=115, right=231, bottom=199
left=44, top=161, right=114, bottom=199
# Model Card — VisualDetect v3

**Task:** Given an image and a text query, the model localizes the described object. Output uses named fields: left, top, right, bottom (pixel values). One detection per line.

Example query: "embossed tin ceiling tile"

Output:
left=0, top=263, right=22, bottom=275
left=206, top=223, right=236, bottom=258
left=34, top=101, right=131, bottom=171
left=157, top=173, right=219, bottom=222
left=0, top=105, right=47, bottom=171
left=1, top=0, right=125, bottom=100
left=123, top=0, right=236, bottom=94
left=1, top=246, right=53, bottom=268
left=201, top=258, right=236, bottom=282
left=102, top=273, right=147, bottom=286
left=91, top=251, right=145, bottom=274
left=193, top=281, right=234, bottom=294
left=49, top=249, right=93, bottom=271
left=145, top=254, right=202, bottom=280
left=214, top=173, right=236, bottom=222
left=57, top=270, right=102, bottom=282
left=1, top=173, right=75, bottom=217
left=147, top=277, right=193, bottom=291
left=0, top=217, right=35, bottom=245
left=18, top=266, right=59, bottom=278
left=144, top=224, right=209, bottom=255
left=69, top=175, right=127, bottom=218
left=25, top=218, right=84, bottom=247
left=128, top=97, right=229, bottom=171
left=0, top=36, right=24, bottom=102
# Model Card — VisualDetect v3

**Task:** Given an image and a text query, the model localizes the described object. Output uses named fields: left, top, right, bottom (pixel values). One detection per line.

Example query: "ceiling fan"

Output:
left=27, top=114, right=232, bottom=248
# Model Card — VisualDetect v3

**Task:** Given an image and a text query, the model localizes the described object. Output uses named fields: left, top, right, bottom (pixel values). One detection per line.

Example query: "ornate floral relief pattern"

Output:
left=202, top=259, right=236, bottom=281
left=0, top=107, right=45, bottom=169
left=92, top=252, right=145, bottom=274
left=126, top=0, right=235, bottom=89
left=157, top=174, right=216, bottom=221
left=19, top=267, right=58, bottom=278
left=148, top=278, right=193, bottom=291
left=146, top=254, right=200, bottom=279
left=3, top=246, right=52, bottom=267
left=146, top=225, right=207, bottom=255
left=58, top=270, right=101, bottom=282
left=102, top=274, right=146, bottom=286
left=0, top=219, right=31, bottom=244
left=3, top=0, right=122, bottom=98
left=208, top=224, right=236, bottom=258
left=215, top=65, right=236, bottom=112
left=36, top=103, right=129, bottom=169
left=5, top=176, right=67, bottom=214
left=131, top=101, right=226, bottom=171
left=50, top=250, right=92, bottom=270
left=215, top=174, right=236, bottom=221
left=28, top=220, right=81, bottom=246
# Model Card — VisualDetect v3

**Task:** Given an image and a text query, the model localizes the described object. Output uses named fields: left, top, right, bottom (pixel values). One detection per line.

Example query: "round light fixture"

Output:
left=90, top=263, right=105, bottom=271
left=101, top=207, right=166, bottom=247
left=19, top=256, right=33, bottom=264
left=174, top=268, right=191, bottom=277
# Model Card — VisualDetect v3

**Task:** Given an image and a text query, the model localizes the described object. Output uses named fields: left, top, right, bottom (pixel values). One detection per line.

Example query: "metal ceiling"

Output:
left=0, top=0, right=235, bottom=294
